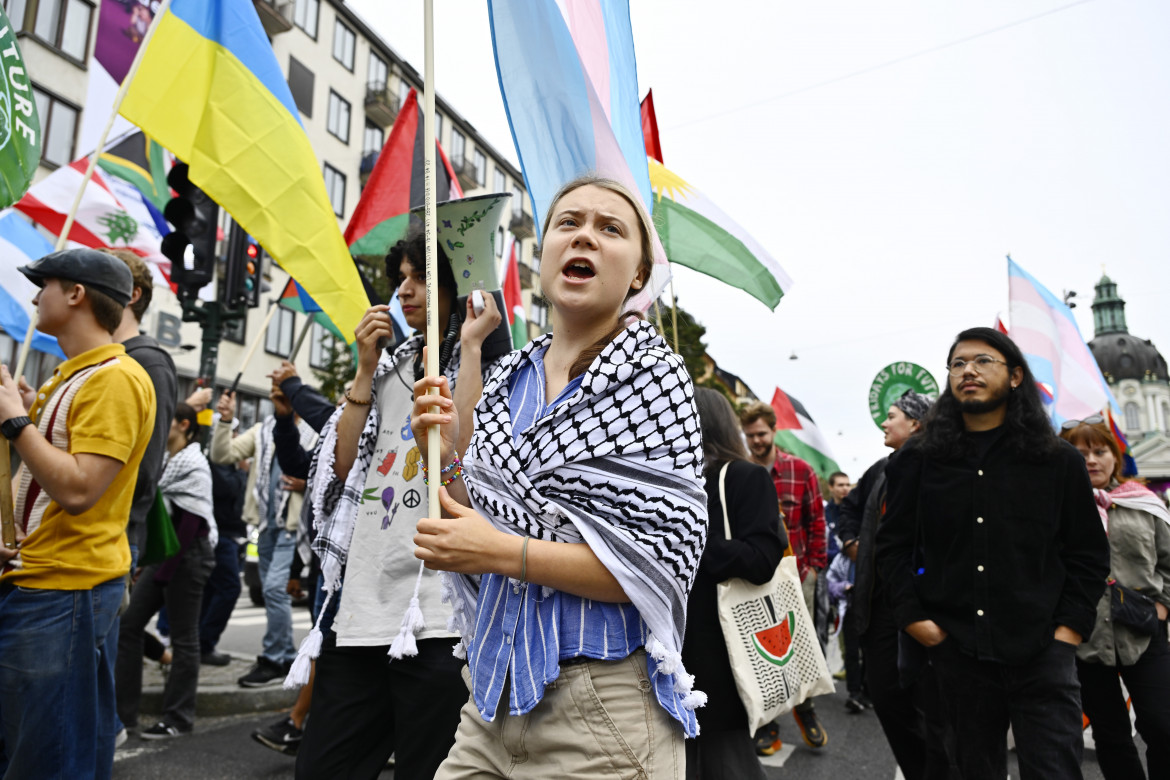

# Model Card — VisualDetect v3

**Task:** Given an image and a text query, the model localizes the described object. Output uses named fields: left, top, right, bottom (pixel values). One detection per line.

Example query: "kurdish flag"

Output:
left=770, top=387, right=840, bottom=480
left=502, top=238, right=526, bottom=348
left=649, top=159, right=792, bottom=311
left=488, top=0, right=671, bottom=311
left=118, top=0, right=368, bottom=343
left=345, top=88, right=462, bottom=258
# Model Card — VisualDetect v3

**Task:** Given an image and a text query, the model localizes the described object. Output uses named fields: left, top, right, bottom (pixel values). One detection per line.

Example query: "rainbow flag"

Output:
left=487, top=0, right=670, bottom=311
left=345, top=88, right=462, bottom=258
left=118, top=0, right=368, bottom=343
left=1106, top=408, right=1138, bottom=477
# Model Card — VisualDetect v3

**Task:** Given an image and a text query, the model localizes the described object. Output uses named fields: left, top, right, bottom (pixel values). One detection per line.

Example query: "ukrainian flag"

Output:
left=119, top=0, right=367, bottom=342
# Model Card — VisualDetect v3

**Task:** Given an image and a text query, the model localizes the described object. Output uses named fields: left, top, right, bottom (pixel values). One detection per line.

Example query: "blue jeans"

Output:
left=0, top=577, right=125, bottom=779
left=109, top=543, right=138, bottom=736
left=257, top=524, right=296, bottom=665
left=199, top=536, right=242, bottom=655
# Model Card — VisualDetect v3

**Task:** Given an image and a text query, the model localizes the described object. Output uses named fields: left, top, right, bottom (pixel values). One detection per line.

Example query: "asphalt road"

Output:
left=112, top=684, right=1123, bottom=779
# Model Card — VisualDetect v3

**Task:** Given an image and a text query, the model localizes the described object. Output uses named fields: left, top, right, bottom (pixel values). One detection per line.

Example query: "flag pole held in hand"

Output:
left=423, top=0, right=440, bottom=515
left=230, top=300, right=280, bottom=395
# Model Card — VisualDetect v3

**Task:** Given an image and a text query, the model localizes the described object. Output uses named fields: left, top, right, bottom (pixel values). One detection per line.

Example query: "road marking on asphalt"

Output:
left=757, top=743, right=796, bottom=767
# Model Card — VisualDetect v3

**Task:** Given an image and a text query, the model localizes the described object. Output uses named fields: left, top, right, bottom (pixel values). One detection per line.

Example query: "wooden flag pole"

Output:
left=228, top=301, right=280, bottom=396
left=11, top=0, right=173, bottom=383
left=3, top=0, right=173, bottom=550
left=422, top=0, right=440, bottom=514
left=286, top=314, right=315, bottom=364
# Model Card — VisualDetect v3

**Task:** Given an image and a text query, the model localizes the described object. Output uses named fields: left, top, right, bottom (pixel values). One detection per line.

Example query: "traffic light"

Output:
left=162, top=162, right=219, bottom=297
left=223, top=220, right=264, bottom=308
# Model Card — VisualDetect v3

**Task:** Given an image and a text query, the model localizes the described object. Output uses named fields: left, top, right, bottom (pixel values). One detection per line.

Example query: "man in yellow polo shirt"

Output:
left=0, top=248, right=156, bottom=780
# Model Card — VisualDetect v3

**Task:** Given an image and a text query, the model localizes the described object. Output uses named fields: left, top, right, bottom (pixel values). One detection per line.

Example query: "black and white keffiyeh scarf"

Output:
left=159, top=442, right=216, bottom=546
left=447, top=320, right=710, bottom=710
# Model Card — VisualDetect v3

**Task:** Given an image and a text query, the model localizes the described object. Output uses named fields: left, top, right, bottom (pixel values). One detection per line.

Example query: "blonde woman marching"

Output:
left=412, top=176, right=709, bottom=778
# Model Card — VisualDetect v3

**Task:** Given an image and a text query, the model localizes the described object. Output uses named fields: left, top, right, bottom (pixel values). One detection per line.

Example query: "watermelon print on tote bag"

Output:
left=715, top=465, right=835, bottom=733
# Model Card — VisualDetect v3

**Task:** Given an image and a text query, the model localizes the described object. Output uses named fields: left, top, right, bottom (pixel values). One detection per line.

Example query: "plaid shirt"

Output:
left=769, top=452, right=827, bottom=580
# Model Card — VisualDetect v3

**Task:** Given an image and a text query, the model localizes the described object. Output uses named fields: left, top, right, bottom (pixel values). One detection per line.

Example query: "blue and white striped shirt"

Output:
left=465, top=345, right=697, bottom=734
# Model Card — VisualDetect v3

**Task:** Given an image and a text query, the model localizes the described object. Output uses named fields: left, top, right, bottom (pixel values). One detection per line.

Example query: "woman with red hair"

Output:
left=1061, top=417, right=1170, bottom=779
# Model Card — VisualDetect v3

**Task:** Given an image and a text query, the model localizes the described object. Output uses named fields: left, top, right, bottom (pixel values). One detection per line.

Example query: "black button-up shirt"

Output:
left=876, top=431, right=1108, bottom=665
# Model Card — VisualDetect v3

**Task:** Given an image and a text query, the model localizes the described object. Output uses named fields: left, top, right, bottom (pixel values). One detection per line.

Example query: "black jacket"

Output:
left=682, top=459, right=787, bottom=731
left=876, top=433, right=1109, bottom=665
left=123, top=335, right=177, bottom=549
left=836, top=455, right=889, bottom=635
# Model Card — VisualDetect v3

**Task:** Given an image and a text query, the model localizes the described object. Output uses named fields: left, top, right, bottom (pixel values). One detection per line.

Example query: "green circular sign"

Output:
left=868, top=362, right=940, bottom=429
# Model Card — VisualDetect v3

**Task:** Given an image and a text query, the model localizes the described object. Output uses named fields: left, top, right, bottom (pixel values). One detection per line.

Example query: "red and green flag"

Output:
left=770, top=387, right=840, bottom=479
left=502, top=237, right=526, bottom=348
left=344, top=88, right=462, bottom=258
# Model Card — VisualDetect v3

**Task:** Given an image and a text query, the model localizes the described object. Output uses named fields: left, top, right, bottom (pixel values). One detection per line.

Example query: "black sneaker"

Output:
left=252, top=716, right=303, bottom=756
left=201, top=651, right=232, bottom=666
left=753, top=721, right=782, bottom=756
left=793, top=706, right=829, bottom=748
left=141, top=721, right=189, bottom=740
left=237, top=656, right=289, bottom=688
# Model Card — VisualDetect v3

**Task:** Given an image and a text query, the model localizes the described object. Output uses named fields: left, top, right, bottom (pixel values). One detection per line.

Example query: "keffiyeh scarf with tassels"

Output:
left=445, top=320, right=710, bottom=731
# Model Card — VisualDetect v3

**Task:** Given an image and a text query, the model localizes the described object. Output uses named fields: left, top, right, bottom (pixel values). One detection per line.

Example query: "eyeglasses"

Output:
left=946, top=356, right=1009, bottom=376
left=1060, top=414, right=1104, bottom=430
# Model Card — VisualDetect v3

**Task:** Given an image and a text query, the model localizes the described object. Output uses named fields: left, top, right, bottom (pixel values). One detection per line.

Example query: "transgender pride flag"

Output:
left=1007, top=258, right=1119, bottom=426
left=488, top=0, right=669, bottom=310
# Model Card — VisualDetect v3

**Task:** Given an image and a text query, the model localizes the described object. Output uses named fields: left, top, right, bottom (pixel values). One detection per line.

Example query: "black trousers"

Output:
left=931, top=638, right=1084, bottom=780
left=1077, top=624, right=1170, bottom=780
left=295, top=636, right=466, bottom=780
left=861, top=595, right=955, bottom=780
left=842, top=599, right=863, bottom=697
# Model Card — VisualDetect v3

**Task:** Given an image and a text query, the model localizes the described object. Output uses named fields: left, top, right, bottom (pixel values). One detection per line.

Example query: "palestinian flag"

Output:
left=502, top=238, right=526, bottom=348
left=344, top=88, right=462, bottom=258
left=770, top=387, right=840, bottom=479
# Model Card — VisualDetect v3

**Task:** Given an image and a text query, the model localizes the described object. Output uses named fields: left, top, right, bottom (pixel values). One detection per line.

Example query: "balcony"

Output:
left=518, top=262, right=534, bottom=290
left=364, top=84, right=400, bottom=127
left=451, top=155, right=479, bottom=192
left=253, top=0, right=293, bottom=37
left=510, top=209, right=535, bottom=240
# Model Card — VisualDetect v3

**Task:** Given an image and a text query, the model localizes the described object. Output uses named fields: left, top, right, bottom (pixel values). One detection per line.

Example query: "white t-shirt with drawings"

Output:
left=334, top=361, right=457, bottom=647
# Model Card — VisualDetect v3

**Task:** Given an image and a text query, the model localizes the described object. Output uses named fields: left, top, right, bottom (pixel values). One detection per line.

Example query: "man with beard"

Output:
left=741, top=401, right=829, bottom=753
left=877, top=327, right=1109, bottom=780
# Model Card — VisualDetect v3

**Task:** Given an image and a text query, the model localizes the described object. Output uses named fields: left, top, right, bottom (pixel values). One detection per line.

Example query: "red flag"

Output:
left=640, top=89, right=664, bottom=164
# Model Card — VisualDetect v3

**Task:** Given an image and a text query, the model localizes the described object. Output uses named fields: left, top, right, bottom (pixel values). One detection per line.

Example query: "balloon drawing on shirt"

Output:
left=401, top=413, right=414, bottom=441
left=380, top=487, right=398, bottom=530
left=402, top=446, right=421, bottom=481
left=377, top=450, right=397, bottom=476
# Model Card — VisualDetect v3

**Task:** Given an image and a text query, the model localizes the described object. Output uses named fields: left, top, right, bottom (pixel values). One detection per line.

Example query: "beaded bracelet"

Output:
left=420, top=451, right=461, bottom=476
left=343, top=389, right=371, bottom=406
left=423, top=462, right=463, bottom=487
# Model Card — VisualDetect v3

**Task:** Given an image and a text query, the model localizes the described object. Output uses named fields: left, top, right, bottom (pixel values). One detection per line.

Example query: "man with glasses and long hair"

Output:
left=876, top=327, right=1109, bottom=780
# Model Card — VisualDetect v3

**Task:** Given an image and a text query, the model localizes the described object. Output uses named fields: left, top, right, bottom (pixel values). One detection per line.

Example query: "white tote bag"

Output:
left=715, top=463, right=835, bottom=733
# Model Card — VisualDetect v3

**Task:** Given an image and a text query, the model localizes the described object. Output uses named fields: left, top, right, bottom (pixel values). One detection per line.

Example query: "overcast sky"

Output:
left=350, top=0, right=1168, bottom=473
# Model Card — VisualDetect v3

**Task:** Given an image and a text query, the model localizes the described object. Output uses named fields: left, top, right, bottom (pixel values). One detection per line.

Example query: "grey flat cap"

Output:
left=18, top=248, right=135, bottom=306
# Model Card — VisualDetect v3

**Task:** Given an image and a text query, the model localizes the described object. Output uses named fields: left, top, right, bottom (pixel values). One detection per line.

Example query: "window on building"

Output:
left=496, top=226, right=505, bottom=258
left=473, top=149, right=486, bottom=187
left=398, top=79, right=412, bottom=107
left=1124, top=402, right=1141, bottom=432
left=363, top=121, right=384, bottom=155
left=451, top=129, right=465, bottom=165
left=531, top=295, right=549, bottom=329
left=1163, top=401, right=1170, bottom=433
left=265, top=307, right=296, bottom=357
left=237, top=394, right=260, bottom=430
left=287, top=56, right=315, bottom=117
left=32, top=85, right=78, bottom=169
left=511, top=184, right=523, bottom=217
left=435, top=113, right=444, bottom=144
left=3, top=1, right=28, bottom=31
left=309, top=321, right=337, bottom=370
left=493, top=167, right=506, bottom=194
left=25, top=0, right=92, bottom=61
left=326, top=90, right=351, bottom=143
left=368, top=51, right=388, bottom=91
left=332, top=19, right=356, bottom=71
left=323, top=164, right=346, bottom=216
left=293, top=0, right=319, bottom=38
